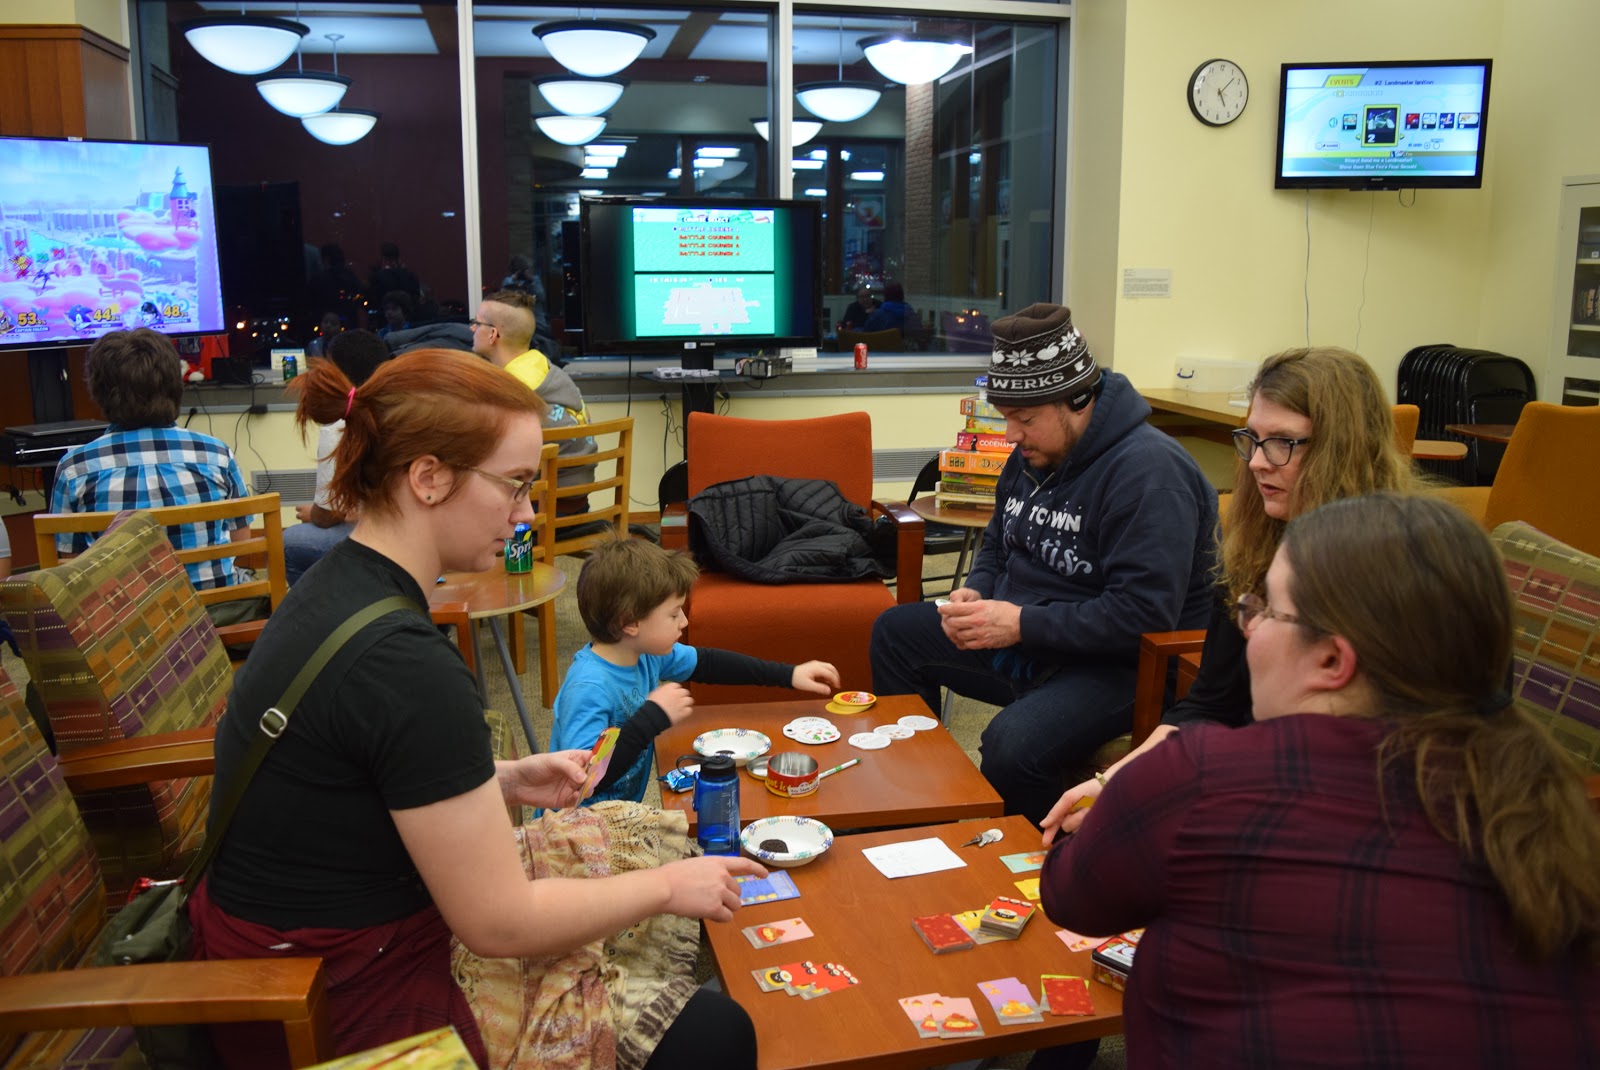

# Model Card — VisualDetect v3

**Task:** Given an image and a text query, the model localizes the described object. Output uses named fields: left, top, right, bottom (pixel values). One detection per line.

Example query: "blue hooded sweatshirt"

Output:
left=964, top=371, right=1217, bottom=672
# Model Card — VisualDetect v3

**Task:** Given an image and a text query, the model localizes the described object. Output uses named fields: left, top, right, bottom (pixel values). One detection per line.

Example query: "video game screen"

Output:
left=1275, top=61, right=1492, bottom=189
left=580, top=197, right=821, bottom=354
left=0, top=137, right=226, bottom=350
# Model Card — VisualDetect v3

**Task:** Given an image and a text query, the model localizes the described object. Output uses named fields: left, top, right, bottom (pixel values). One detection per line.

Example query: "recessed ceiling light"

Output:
left=587, top=144, right=628, bottom=157
left=579, top=167, right=610, bottom=179
left=692, top=157, right=726, bottom=168
left=792, top=158, right=825, bottom=170
left=698, top=147, right=741, bottom=158
left=849, top=170, right=885, bottom=181
left=804, top=188, right=826, bottom=197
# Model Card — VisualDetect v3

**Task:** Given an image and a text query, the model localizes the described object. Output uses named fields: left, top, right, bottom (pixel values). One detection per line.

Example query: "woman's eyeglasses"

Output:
left=1231, top=429, right=1310, bottom=466
left=468, top=467, right=536, bottom=503
left=1234, top=592, right=1309, bottom=634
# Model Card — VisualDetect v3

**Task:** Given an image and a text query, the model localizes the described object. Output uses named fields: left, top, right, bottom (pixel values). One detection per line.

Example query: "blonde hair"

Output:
left=1220, top=347, right=1420, bottom=602
left=1284, top=493, right=1600, bottom=961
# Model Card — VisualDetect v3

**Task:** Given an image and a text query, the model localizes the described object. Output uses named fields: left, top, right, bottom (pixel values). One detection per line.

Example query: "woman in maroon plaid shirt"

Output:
left=1043, top=494, right=1600, bottom=1068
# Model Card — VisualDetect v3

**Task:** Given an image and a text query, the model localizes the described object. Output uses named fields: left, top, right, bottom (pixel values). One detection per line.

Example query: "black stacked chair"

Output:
left=1398, top=344, right=1536, bottom=485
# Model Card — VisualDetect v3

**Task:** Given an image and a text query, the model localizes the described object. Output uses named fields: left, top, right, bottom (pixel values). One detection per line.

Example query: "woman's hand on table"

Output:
left=497, top=750, right=588, bottom=808
left=792, top=660, right=841, bottom=694
left=659, top=855, right=769, bottom=922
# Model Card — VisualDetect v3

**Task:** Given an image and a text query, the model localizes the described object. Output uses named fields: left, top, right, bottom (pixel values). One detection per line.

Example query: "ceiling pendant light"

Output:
left=535, top=114, right=608, bottom=146
left=300, top=36, right=379, bottom=145
left=534, top=19, right=656, bottom=78
left=256, top=18, right=349, bottom=118
left=751, top=118, right=823, bottom=147
left=858, top=32, right=973, bottom=86
left=181, top=12, right=309, bottom=76
left=535, top=75, right=628, bottom=117
left=796, top=17, right=880, bottom=124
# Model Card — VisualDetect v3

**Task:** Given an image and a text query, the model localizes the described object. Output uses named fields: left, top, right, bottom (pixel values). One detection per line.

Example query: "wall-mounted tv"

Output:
left=1275, top=60, right=1492, bottom=191
left=579, top=196, right=822, bottom=359
left=0, top=137, right=226, bottom=351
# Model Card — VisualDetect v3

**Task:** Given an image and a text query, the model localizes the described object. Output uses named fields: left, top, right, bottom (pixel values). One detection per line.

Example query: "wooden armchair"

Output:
left=1436, top=403, right=1600, bottom=556
left=0, top=665, right=332, bottom=1068
left=663, top=411, right=924, bottom=704
left=33, top=492, right=288, bottom=646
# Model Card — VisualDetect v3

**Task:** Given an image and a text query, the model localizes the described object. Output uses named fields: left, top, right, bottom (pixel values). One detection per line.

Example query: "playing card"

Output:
left=977, top=976, right=1044, bottom=1025
left=751, top=966, right=791, bottom=993
left=1013, top=877, right=1041, bottom=901
left=935, top=996, right=985, bottom=1038
left=579, top=726, right=620, bottom=799
left=978, top=895, right=1036, bottom=938
left=775, top=959, right=822, bottom=997
left=999, top=850, right=1047, bottom=873
left=1041, top=974, right=1095, bottom=1016
left=897, top=993, right=944, bottom=1039
left=737, top=871, right=801, bottom=905
left=951, top=908, right=1007, bottom=945
left=741, top=917, right=814, bottom=948
left=1055, top=928, right=1097, bottom=953
left=913, top=913, right=976, bottom=953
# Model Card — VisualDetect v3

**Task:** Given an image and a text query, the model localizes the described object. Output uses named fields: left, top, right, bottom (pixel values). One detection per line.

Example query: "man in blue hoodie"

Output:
left=871, top=303, right=1217, bottom=828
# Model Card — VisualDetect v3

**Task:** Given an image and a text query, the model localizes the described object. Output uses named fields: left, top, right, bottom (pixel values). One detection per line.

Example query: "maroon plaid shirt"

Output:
left=1044, top=715, right=1598, bottom=1070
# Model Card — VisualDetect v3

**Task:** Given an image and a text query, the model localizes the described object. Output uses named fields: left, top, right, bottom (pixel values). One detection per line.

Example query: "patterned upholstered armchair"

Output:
left=1492, top=521, right=1600, bottom=778
left=0, top=511, right=231, bottom=910
left=0, top=665, right=331, bottom=1068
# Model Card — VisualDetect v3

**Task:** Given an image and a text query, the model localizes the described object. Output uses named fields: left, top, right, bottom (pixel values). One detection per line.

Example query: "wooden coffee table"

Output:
left=653, top=696, right=1002, bottom=834
left=706, top=813, right=1124, bottom=1070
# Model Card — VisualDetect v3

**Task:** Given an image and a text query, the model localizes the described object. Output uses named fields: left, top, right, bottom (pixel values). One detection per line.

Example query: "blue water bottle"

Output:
left=694, top=754, right=740, bottom=856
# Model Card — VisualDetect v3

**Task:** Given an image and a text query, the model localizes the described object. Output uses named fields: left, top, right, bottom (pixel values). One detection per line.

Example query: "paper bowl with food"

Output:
left=740, top=815, right=834, bottom=868
left=692, top=728, right=771, bottom=767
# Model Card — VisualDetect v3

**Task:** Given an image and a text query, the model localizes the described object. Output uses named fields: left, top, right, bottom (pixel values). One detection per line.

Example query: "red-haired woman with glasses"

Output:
left=190, top=349, right=764, bottom=1070
left=1041, top=347, right=1422, bottom=844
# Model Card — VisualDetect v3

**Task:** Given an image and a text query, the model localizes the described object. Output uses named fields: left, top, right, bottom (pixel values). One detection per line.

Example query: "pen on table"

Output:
left=819, top=758, right=860, bottom=779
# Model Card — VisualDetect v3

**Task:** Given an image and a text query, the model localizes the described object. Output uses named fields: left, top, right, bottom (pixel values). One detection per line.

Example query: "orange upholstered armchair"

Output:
left=662, top=411, right=923, bottom=704
left=1435, top=402, right=1600, bottom=556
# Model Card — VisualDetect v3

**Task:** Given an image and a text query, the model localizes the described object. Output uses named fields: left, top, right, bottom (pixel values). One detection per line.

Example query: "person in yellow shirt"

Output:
left=471, top=289, right=596, bottom=513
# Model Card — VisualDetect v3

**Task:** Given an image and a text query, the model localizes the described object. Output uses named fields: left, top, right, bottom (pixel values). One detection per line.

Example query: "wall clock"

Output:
left=1188, top=58, right=1248, bottom=126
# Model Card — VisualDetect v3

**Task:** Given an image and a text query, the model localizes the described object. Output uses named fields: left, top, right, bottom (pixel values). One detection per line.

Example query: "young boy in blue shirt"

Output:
left=552, top=538, right=840, bottom=804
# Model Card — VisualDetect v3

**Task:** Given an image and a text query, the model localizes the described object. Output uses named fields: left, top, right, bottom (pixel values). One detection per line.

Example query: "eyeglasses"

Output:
left=1234, top=592, right=1309, bottom=634
left=467, top=319, right=497, bottom=332
left=468, top=467, right=537, bottom=502
left=1231, top=429, right=1310, bottom=466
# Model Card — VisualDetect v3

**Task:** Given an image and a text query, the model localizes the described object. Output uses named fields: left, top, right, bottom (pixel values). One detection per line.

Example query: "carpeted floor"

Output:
left=0, top=543, right=1127, bottom=1069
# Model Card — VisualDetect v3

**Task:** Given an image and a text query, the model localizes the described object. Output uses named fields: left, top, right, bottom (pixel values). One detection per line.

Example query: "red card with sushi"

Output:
left=913, top=913, right=975, bottom=954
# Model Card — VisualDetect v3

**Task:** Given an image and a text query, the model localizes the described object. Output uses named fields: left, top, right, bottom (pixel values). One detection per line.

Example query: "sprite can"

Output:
left=504, top=522, right=534, bottom=573
left=281, top=353, right=298, bottom=381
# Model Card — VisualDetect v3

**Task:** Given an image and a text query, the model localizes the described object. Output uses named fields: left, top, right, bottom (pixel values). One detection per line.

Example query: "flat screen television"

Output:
left=579, top=196, right=822, bottom=360
left=1274, top=60, right=1492, bottom=190
left=0, top=136, right=226, bottom=351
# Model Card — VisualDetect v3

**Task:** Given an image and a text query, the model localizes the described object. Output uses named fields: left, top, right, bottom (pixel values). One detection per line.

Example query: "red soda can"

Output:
left=853, top=342, right=868, bottom=369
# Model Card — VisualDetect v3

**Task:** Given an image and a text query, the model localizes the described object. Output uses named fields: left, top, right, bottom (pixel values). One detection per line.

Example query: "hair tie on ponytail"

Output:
left=344, top=387, right=357, bottom=418
left=1473, top=690, right=1511, bottom=717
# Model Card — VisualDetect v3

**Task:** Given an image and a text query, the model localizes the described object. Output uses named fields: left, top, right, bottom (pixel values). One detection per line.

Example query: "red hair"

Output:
left=292, top=348, right=546, bottom=518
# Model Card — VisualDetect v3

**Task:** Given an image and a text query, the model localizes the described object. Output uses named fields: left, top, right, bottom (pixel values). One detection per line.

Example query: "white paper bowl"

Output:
left=693, top=727, right=771, bottom=767
left=740, top=815, right=834, bottom=868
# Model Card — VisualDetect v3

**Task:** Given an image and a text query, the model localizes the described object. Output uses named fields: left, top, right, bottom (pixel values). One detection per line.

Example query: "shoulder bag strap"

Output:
left=182, top=594, right=420, bottom=885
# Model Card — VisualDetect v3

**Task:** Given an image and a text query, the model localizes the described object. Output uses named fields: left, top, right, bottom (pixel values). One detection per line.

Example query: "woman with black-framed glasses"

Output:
left=1042, top=346, right=1423, bottom=843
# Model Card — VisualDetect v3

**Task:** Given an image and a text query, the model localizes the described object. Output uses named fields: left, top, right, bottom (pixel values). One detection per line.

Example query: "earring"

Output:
left=426, top=495, right=434, bottom=502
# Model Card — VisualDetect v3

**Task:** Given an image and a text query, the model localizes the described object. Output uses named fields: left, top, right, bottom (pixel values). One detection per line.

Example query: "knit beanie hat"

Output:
left=986, top=303, right=1100, bottom=410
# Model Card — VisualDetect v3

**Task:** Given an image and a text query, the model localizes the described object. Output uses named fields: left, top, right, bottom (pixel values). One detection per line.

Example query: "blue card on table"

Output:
left=737, top=871, right=801, bottom=905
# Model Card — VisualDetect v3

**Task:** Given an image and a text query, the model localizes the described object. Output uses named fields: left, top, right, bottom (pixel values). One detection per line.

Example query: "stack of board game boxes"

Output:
left=937, top=381, right=1013, bottom=510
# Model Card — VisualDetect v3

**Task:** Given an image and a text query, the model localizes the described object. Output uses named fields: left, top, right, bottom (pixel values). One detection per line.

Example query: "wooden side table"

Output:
left=428, top=563, right=565, bottom=751
left=907, top=498, right=992, bottom=595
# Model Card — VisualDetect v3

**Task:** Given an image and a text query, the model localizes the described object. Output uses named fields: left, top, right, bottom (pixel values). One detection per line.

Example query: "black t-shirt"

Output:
left=206, top=539, right=495, bottom=929
left=1161, top=588, right=1251, bottom=729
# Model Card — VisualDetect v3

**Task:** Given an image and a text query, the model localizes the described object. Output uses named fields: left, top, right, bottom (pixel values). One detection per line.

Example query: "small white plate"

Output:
left=786, top=717, right=832, bottom=730
left=692, top=728, right=772, bottom=767
left=897, top=714, right=939, bottom=732
left=848, top=732, right=891, bottom=750
left=873, top=724, right=915, bottom=740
